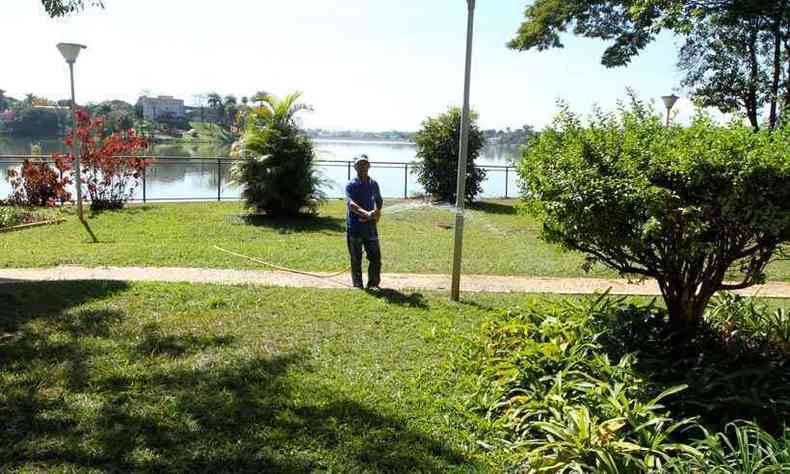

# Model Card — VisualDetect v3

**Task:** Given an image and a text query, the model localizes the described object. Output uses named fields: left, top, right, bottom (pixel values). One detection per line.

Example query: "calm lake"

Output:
left=0, top=136, right=522, bottom=200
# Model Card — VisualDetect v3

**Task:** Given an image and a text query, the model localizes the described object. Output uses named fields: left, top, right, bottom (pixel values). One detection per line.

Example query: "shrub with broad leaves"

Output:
left=413, top=107, right=486, bottom=203
left=454, top=293, right=790, bottom=472
left=519, top=94, right=790, bottom=334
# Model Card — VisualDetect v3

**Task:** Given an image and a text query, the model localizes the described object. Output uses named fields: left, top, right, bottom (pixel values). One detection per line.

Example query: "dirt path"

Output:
left=1, top=265, right=789, bottom=298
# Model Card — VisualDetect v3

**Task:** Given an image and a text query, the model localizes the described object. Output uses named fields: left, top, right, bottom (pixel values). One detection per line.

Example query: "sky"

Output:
left=2, top=0, right=698, bottom=131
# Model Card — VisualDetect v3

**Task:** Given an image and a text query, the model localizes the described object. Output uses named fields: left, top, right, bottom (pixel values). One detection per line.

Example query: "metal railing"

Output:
left=0, top=155, right=519, bottom=202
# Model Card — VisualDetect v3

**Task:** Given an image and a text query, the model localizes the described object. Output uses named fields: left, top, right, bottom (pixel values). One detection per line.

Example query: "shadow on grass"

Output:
left=0, top=280, right=130, bottom=333
left=239, top=214, right=346, bottom=235
left=468, top=201, right=518, bottom=215
left=366, top=288, right=429, bottom=309
left=0, top=281, right=469, bottom=472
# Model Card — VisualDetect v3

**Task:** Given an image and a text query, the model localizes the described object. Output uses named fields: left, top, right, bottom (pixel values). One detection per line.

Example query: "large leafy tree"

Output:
left=413, top=107, right=486, bottom=203
left=519, top=96, right=790, bottom=334
left=229, top=92, right=325, bottom=217
left=41, top=0, right=103, bottom=17
left=509, top=0, right=789, bottom=130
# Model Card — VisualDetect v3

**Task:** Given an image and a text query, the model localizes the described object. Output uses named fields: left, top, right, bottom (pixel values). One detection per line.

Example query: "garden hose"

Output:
left=214, top=245, right=351, bottom=279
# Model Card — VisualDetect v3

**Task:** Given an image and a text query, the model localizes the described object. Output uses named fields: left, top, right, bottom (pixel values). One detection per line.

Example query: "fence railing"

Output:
left=0, top=155, right=520, bottom=202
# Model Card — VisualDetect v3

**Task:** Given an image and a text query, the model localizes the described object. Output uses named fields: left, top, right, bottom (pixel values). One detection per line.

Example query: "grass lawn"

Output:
left=3, top=200, right=790, bottom=282
left=0, top=281, right=541, bottom=472
left=1, top=280, right=787, bottom=472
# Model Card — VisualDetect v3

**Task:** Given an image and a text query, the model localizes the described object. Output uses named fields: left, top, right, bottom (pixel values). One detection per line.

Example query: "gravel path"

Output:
left=1, top=265, right=789, bottom=298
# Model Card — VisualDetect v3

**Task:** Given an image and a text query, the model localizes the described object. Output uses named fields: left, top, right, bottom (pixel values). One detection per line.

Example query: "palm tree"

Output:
left=229, top=92, right=324, bottom=216
left=206, top=92, right=223, bottom=124
left=223, top=95, right=238, bottom=127
left=247, top=92, right=313, bottom=129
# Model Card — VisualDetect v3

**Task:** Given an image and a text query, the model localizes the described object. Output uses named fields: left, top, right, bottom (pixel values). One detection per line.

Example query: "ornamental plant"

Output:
left=230, top=92, right=325, bottom=216
left=61, top=108, right=152, bottom=210
left=519, top=96, right=790, bottom=334
left=6, top=156, right=72, bottom=207
left=413, top=107, right=486, bottom=203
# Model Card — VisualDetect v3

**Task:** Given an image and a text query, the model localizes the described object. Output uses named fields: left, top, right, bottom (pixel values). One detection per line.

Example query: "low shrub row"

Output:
left=458, top=293, right=790, bottom=472
left=0, top=205, right=60, bottom=229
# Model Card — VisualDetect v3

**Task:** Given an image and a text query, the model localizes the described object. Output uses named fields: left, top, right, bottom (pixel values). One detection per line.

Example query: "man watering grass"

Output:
left=346, top=154, right=383, bottom=289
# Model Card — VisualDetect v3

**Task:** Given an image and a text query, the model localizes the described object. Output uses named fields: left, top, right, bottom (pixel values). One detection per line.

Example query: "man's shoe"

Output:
left=366, top=284, right=381, bottom=291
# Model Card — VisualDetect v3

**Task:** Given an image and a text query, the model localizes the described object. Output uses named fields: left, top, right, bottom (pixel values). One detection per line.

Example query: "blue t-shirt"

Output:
left=346, top=177, right=382, bottom=237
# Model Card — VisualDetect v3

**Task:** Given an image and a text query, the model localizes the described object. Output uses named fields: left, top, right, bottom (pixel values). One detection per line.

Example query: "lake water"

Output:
left=0, top=136, right=523, bottom=200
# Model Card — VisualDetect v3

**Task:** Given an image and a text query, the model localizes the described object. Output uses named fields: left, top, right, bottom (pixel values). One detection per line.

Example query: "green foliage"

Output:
left=85, top=100, right=136, bottom=132
left=41, top=0, right=103, bottom=17
left=509, top=0, right=789, bottom=128
left=707, top=293, right=790, bottom=356
left=460, top=294, right=790, bottom=472
left=0, top=206, right=59, bottom=228
left=413, top=107, right=486, bottom=203
left=230, top=93, right=325, bottom=217
left=184, top=122, right=237, bottom=144
left=519, top=96, right=790, bottom=330
left=666, top=422, right=790, bottom=473
left=463, top=295, right=700, bottom=472
left=3, top=106, right=62, bottom=136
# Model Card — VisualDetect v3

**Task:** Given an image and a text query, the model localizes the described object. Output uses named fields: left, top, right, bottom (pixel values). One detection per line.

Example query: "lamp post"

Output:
left=661, top=94, right=679, bottom=127
left=57, top=42, right=97, bottom=242
left=450, top=0, right=476, bottom=302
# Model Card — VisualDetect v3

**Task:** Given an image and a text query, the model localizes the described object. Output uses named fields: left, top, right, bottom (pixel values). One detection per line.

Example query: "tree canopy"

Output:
left=509, top=0, right=789, bottom=129
left=41, top=0, right=104, bottom=17
left=519, top=95, right=790, bottom=333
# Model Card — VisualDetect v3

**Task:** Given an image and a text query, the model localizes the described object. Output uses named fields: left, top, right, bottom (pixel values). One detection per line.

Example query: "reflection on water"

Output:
left=0, top=137, right=523, bottom=200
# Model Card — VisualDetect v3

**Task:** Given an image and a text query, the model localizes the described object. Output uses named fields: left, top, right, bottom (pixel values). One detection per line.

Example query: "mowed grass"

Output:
left=1, top=281, right=787, bottom=472
left=0, top=281, right=537, bottom=472
left=2, top=199, right=789, bottom=281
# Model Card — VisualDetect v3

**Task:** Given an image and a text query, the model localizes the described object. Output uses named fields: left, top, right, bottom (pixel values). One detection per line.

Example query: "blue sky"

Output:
left=3, top=0, right=695, bottom=130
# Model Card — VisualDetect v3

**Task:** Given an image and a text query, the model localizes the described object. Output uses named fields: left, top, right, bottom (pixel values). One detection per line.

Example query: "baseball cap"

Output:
left=353, top=154, right=370, bottom=166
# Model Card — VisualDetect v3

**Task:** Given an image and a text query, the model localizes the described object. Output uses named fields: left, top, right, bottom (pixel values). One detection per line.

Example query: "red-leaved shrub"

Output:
left=62, top=108, right=152, bottom=210
left=6, top=157, right=72, bottom=207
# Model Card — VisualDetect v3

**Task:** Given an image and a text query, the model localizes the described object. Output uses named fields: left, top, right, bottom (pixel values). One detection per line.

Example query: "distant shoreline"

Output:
left=311, top=138, right=415, bottom=146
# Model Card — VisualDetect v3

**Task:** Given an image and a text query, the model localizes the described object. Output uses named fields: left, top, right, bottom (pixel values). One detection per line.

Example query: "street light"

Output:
left=661, top=94, right=679, bottom=127
left=450, top=0, right=476, bottom=302
left=57, top=42, right=97, bottom=242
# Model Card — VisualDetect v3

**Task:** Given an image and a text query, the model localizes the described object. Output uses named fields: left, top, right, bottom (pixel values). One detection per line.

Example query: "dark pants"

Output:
left=347, top=233, right=381, bottom=288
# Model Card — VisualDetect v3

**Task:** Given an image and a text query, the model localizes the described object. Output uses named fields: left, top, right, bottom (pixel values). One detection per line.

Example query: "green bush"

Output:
left=4, top=106, right=62, bottom=136
left=519, top=95, right=790, bottom=334
left=0, top=205, right=58, bottom=228
left=413, top=107, right=486, bottom=203
left=230, top=93, right=325, bottom=217
left=458, top=294, right=790, bottom=472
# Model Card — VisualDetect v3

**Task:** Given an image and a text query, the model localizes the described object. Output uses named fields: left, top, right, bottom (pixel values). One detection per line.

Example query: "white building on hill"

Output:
left=136, top=95, right=185, bottom=120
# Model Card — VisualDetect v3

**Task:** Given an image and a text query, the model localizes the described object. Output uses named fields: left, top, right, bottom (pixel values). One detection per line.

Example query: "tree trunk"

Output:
left=747, top=27, right=761, bottom=132
left=785, top=36, right=790, bottom=120
left=769, top=6, right=783, bottom=129
left=659, top=280, right=716, bottom=338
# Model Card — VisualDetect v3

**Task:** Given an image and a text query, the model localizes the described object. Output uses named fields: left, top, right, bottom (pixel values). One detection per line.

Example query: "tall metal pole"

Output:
left=68, top=61, right=98, bottom=242
left=68, top=62, right=83, bottom=220
left=450, top=0, right=475, bottom=301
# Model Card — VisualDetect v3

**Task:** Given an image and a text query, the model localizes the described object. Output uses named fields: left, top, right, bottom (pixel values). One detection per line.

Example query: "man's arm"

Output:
left=372, top=181, right=383, bottom=221
left=346, top=183, right=373, bottom=220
